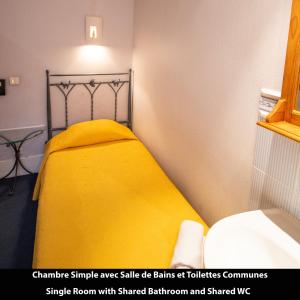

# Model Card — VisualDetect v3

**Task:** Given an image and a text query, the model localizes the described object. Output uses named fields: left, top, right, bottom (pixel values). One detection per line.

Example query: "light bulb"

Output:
left=89, top=26, right=97, bottom=39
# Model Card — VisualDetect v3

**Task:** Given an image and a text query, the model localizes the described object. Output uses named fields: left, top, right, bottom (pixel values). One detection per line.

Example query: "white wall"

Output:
left=133, top=0, right=292, bottom=225
left=0, top=0, right=134, bottom=130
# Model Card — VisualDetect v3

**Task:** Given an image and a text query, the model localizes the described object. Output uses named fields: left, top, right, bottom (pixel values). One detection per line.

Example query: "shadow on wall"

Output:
left=250, top=126, right=300, bottom=218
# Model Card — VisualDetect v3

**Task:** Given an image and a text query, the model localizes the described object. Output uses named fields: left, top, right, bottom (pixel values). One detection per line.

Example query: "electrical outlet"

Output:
left=9, top=77, right=20, bottom=86
left=0, top=79, right=6, bottom=96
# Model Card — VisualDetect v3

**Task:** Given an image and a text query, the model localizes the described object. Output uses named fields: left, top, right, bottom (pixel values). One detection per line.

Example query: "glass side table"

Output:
left=0, top=129, right=44, bottom=195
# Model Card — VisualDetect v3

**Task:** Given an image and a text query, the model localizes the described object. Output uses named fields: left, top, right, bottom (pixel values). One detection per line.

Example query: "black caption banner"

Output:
left=0, top=269, right=298, bottom=297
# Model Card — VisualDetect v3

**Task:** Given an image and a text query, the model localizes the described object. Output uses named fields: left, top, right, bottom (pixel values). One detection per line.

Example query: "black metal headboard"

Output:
left=46, top=69, right=132, bottom=140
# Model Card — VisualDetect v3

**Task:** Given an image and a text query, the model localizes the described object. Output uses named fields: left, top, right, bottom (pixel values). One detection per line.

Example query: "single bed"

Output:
left=32, top=71, right=208, bottom=268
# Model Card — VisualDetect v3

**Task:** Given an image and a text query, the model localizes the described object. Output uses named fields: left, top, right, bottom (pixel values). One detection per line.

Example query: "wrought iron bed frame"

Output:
left=46, top=69, right=132, bottom=141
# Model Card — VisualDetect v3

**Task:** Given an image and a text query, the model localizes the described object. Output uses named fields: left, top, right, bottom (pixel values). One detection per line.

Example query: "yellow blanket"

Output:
left=33, top=120, right=208, bottom=268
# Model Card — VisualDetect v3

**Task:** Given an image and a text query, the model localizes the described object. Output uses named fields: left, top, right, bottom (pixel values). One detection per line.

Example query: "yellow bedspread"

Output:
left=33, top=120, right=208, bottom=268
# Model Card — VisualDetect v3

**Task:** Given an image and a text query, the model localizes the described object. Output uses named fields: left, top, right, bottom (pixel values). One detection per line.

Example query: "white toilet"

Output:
left=204, top=209, right=300, bottom=268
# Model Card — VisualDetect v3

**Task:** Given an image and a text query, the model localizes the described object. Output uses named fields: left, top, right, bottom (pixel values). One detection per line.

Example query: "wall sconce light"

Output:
left=86, top=16, right=102, bottom=44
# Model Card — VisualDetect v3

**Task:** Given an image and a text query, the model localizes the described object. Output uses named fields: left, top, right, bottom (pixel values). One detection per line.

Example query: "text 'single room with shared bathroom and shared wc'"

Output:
left=1, top=1, right=300, bottom=292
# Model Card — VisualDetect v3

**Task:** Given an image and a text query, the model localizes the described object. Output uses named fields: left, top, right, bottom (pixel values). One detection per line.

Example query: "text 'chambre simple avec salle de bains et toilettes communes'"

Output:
left=32, top=270, right=268, bottom=280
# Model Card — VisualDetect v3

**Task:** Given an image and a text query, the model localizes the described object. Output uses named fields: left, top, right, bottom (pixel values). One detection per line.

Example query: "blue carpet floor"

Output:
left=0, top=174, right=37, bottom=268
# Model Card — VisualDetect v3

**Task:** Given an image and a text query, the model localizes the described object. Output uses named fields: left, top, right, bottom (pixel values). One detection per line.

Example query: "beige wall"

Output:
left=0, top=0, right=134, bottom=130
left=133, top=0, right=292, bottom=225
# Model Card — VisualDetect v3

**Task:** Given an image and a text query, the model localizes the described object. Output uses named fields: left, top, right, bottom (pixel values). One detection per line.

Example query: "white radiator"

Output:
left=250, top=90, right=300, bottom=219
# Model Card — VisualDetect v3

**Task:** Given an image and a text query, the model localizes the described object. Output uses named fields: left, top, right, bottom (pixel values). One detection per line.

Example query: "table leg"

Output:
left=17, top=135, right=34, bottom=175
left=18, top=159, right=33, bottom=174
left=0, top=130, right=43, bottom=196
left=8, top=160, right=18, bottom=196
left=0, top=139, right=17, bottom=181
left=7, top=144, right=19, bottom=196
